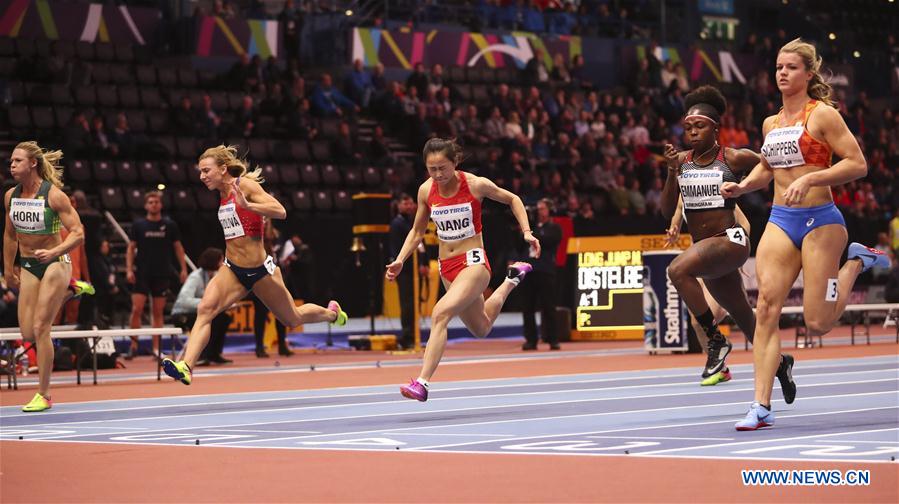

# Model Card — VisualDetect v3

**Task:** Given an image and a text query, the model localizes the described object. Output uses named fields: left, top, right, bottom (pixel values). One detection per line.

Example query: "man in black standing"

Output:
left=521, top=198, right=562, bottom=350
left=389, top=194, right=429, bottom=350
left=126, top=191, right=188, bottom=359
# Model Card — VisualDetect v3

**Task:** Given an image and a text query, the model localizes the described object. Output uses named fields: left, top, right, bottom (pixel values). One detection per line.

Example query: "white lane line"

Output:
left=637, top=427, right=899, bottom=456
left=216, top=392, right=897, bottom=447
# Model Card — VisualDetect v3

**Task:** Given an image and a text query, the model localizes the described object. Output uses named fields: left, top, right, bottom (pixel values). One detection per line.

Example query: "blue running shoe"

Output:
left=847, top=243, right=890, bottom=273
left=735, top=402, right=775, bottom=431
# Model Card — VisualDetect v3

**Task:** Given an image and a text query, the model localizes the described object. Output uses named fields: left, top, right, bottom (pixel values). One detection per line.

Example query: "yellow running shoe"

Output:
left=69, top=278, right=96, bottom=298
left=328, top=300, right=348, bottom=326
left=162, top=358, right=192, bottom=385
left=22, top=393, right=52, bottom=412
left=701, top=368, right=732, bottom=386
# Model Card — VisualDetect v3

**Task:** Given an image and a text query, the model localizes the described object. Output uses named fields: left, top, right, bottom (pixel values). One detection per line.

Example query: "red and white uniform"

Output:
left=218, top=192, right=264, bottom=240
left=427, top=171, right=491, bottom=281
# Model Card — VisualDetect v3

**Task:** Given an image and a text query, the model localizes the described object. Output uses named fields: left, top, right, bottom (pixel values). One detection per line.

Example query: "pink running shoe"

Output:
left=506, top=262, right=533, bottom=285
left=400, top=379, right=428, bottom=402
left=327, top=300, right=348, bottom=326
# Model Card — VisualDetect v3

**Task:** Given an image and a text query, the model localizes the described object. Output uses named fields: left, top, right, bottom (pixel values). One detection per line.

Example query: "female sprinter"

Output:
left=661, top=86, right=795, bottom=396
left=4, top=142, right=93, bottom=411
left=386, top=138, right=538, bottom=401
left=722, top=39, right=889, bottom=430
left=162, top=145, right=347, bottom=385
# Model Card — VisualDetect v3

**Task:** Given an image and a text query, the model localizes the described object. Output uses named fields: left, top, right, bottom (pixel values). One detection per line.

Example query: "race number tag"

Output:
left=218, top=203, right=245, bottom=240
left=761, top=126, right=805, bottom=169
left=263, top=255, right=276, bottom=275
left=825, top=278, right=838, bottom=302
left=95, top=336, right=117, bottom=355
left=725, top=227, right=748, bottom=247
left=465, top=248, right=486, bottom=266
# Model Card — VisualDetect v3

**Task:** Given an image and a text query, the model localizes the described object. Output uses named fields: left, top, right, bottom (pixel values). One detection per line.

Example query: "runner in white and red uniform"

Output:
left=162, top=145, right=348, bottom=386
left=386, top=138, right=539, bottom=402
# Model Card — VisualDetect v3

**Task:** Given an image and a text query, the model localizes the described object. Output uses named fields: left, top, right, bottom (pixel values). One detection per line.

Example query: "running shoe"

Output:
left=847, top=243, right=890, bottom=273
left=776, top=353, right=796, bottom=405
left=400, top=379, right=428, bottom=402
left=700, top=368, right=732, bottom=386
left=507, top=262, right=533, bottom=285
left=328, top=300, right=348, bottom=326
left=22, top=393, right=52, bottom=412
left=735, top=402, right=775, bottom=431
left=702, top=335, right=732, bottom=378
left=68, top=278, right=95, bottom=298
left=162, top=358, right=192, bottom=385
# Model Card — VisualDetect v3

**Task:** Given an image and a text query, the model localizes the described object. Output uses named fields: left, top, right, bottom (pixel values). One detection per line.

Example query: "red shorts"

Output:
left=438, top=248, right=492, bottom=282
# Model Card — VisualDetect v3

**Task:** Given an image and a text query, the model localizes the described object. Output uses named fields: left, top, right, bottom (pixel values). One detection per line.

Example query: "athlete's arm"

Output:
left=801, top=105, right=867, bottom=187
left=660, top=145, right=684, bottom=219
left=3, top=188, right=19, bottom=289
left=386, top=184, right=431, bottom=280
left=474, top=175, right=540, bottom=257
left=232, top=178, right=287, bottom=219
left=664, top=195, right=684, bottom=248
left=173, top=240, right=188, bottom=282
left=34, top=186, right=84, bottom=264
left=725, top=147, right=761, bottom=175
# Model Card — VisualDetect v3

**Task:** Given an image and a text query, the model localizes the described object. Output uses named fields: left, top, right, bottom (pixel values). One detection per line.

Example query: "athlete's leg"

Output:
left=180, top=269, right=248, bottom=368
left=252, top=268, right=338, bottom=327
left=30, top=262, right=74, bottom=399
left=752, top=224, right=802, bottom=407
left=703, top=269, right=756, bottom=342
left=800, top=224, right=858, bottom=335
left=420, top=265, right=490, bottom=381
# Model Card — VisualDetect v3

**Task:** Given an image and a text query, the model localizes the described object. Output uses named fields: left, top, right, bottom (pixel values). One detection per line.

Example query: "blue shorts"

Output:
left=224, top=256, right=275, bottom=291
left=768, top=202, right=846, bottom=249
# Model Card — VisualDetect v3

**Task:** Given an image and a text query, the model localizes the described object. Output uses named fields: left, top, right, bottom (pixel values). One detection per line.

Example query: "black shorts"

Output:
left=133, top=274, right=172, bottom=297
left=225, top=255, right=276, bottom=291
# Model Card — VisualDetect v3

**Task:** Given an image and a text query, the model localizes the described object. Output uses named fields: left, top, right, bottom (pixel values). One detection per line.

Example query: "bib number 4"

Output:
left=726, top=227, right=747, bottom=247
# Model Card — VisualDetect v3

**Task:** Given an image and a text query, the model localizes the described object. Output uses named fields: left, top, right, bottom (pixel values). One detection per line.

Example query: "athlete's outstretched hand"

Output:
left=231, top=178, right=249, bottom=208
left=664, top=223, right=680, bottom=248
left=720, top=181, right=743, bottom=198
left=524, top=231, right=541, bottom=258
left=385, top=259, right=404, bottom=281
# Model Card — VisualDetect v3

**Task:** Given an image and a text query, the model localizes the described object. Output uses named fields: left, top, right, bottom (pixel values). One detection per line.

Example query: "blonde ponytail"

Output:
left=15, top=141, right=64, bottom=188
left=199, top=144, right=264, bottom=183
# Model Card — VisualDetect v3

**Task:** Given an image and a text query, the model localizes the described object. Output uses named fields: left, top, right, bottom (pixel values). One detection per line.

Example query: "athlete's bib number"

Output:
left=9, top=198, right=46, bottom=232
left=466, top=248, right=486, bottom=266
left=726, top=227, right=747, bottom=247
left=218, top=203, right=245, bottom=240
left=761, top=126, right=805, bottom=169
left=95, top=336, right=117, bottom=355
left=263, top=255, right=276, bottom=275
left=431, top=202, right=475, bottom=242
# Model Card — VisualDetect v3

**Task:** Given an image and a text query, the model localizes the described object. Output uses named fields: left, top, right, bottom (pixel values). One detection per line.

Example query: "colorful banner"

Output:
left=351, top=27, right=581, bottom=70
left=643, top=251, right=688, bottom=353
left=195, top=15, right=281, bottom=58
left=623, top=43, right=762, bottom=86
left=0, top=0, right=159, bottom=44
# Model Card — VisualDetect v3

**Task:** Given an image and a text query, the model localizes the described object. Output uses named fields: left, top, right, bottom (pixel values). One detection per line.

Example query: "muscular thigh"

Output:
left=755, top=223, right=802, bottom=306
left=801, top=223, right=848, bottom=316
left=676, top=236, right=749, bottom=280
left=436, top=265, right=490, bottom=321
left=33, top=262, right=73, bottom=326
left=252, top=267, right=298, bottom=323
left=200, top=267, right=249, bottom=317
left=17, top=268, right=42, bottom=339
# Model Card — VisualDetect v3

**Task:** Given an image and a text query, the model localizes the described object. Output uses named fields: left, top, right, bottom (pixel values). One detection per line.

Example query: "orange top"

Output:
left=765, top=99, right=832, bottom=169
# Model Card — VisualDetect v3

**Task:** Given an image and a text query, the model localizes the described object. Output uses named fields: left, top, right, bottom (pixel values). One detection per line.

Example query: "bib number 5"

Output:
left=466, top=248, right=486, bottom=266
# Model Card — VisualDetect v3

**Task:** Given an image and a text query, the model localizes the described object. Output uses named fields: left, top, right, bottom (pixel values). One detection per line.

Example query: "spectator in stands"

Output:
left=551, top=53, right=571, bottom=86
left=570, top=54, right=587, bottom=89
left=236, top=95, right=258, bottom=138
left=111, top=113, right=135, bottom=158
left=345, top=59, right=375, bottom=108
left=523, top=49, right=550, bottom=87
left=63, top=111, right=92, bottom=158
left=170, top=96, right=197, bottom=136
left=427, top=64, right=445, bottom=96
left=279, top=0, right=303, bottom=63
left=333, top=121, right=363, bottom=164
left=521, top=0, right=545, bottom=33
left=484, top=106, right=506, bottom=141
left=367, top=125, right=392, bottom=166
left=125, top=191, right=188, bottom=359
left=285, top=98, right=319, bottom=140
left=90, top=116, right=116, bottom=158
left=263, top=56, right=282, bottom=85
left=172, top=248, right=232, bottom=366
left=199, top=94, right=223, bottom=141
left=310, top=73, right=358, bottom=117
left=406, top=62, right=429, bottom=98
